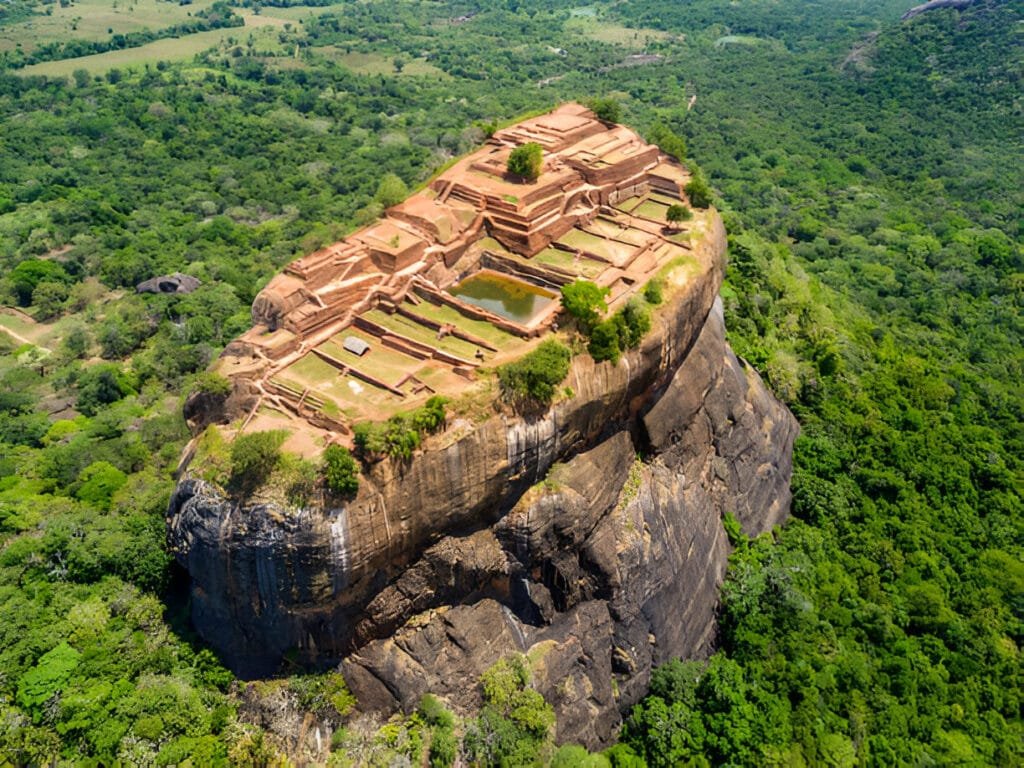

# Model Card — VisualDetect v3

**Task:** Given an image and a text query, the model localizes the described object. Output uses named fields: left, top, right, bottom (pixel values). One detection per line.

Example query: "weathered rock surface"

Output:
left=339, top=299, right=797, bottom=747
left=167, top=209, right=799, bottom=747
left=901, top=0, right=980, bottom=21
left=136, top=272, right=201, bottom=294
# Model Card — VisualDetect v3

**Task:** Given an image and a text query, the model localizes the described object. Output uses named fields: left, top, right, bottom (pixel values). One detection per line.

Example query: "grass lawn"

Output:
left=312, top=47, right=449, bottom=78
left=0, top=309, right=77, bottom=350
left=585, top=217, right=653, bottom=246
left=363, top=308, right=483, bottom=361
left=564, top=16, right=670, bottom=48
left=649, top=191, right=683, bottom=206
left=714, top=35, right=763, bottom=48
left=532, top=247, right=606, bottom=279
left=320, top=329, right=421, bottom=386
left=407, top=300, right=521, bottom=351
left=654, top=251, right=701, bottom=288
left=0, top=312, right=40, bottom=342
left=278, top=353, right=402, bottom=415
left=557, top=229, right=636, bottom=264
left=634, top=200, right=670, bottom=222
left=614, top=195, right=644, bottom=214
left=250, top=3, right=345, bottom=22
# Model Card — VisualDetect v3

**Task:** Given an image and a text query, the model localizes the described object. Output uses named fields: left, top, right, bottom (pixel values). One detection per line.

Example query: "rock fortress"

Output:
left=213, top=102, right=702, bottom=441
left=170, top=103, right=799, bottom=748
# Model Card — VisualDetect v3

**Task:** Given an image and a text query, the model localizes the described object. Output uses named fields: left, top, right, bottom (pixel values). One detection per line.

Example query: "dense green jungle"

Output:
left=0, top=0, right=1020, bottom=765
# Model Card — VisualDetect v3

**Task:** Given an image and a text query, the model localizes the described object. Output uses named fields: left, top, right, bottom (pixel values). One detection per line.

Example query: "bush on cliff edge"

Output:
left=229, top=429, right=287, bottom=493
left=497, top=339, right=571, bottom=406
left=322, top=444, right=359, bottom=496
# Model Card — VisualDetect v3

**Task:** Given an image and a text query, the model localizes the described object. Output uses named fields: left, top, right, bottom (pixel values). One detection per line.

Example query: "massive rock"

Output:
left=339, top=298, right=797, bottom=747
left=168, top=206, right=798, bottom=747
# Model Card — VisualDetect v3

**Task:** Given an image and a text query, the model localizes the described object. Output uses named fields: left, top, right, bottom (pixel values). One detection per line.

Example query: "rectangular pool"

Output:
left=448, top=271, right=556, bottom=325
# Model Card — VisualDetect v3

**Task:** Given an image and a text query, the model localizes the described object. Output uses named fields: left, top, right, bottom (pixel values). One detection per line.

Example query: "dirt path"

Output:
left=0, top=325, right=36, bottom=347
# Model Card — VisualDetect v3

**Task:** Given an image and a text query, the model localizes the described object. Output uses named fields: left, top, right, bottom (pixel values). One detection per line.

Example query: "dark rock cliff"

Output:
left=167, top=210, right=799, bottom=747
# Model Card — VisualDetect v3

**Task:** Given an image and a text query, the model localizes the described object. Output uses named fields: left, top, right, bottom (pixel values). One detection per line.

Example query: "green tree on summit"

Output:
left=666, top=203, right=692, bottom=231
left=507, top=142, right=543, bottom=182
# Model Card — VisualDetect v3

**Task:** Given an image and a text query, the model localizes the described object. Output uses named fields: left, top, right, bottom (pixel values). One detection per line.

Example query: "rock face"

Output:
left=168, top=208, right=799, bottom=747
left=136, top=272, right=201, bottom=294
left=338, top=299, right=797, bottom=747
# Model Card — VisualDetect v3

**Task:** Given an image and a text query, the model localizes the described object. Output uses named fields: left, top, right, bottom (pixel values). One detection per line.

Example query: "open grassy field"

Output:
left=564, top=14, right=672, bottom=48
left=17, top=12, right=287, bottom=76
left=0, top=308, right=79, bottom=351
left=0, top=0, right=225, bottom=52
left=312, top=46, right=449, bottom=78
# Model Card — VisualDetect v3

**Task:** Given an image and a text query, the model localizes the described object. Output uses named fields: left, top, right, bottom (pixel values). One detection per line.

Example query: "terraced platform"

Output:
left=213, top=103, right=703, bottom=444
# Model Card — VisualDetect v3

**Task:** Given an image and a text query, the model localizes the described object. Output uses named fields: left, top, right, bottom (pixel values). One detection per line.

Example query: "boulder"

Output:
left=136, top=272, right=201, bottom=294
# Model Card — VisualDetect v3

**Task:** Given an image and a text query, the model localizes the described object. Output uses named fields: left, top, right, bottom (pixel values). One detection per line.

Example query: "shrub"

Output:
left=322, top=444, right=359, bottom=496
left=284, top=456, right=319, bottom=506
left=497, top=340, right=572, bottom=405
left=419, top=695, right=457, bottom=768
left=560, top=279, right=609, bottom=332
left=411, top=396, right=448, bottom=434
left=586, top=296, right=651, bottom=364
left=648, top=122, right=687, bottom=162
left=428, top=727, right=458, bottom=768
left=587, top=97, right=621, bottom=123
left=603, top=743, right=647, bottom=768
left=75, top=461, right=128, bottom=510
left=507, top=142, right=543, bottom=182
left=190, top=372, right=231, bottom=398
left=684, top=165, right=713, bottom=208
left=418, top=694, right=454, bottom=729
left=289, top=672, right=355, bottom=720
left=353, top=398, right=447, bottom=463
left=588, top=318, right=622, bottom=364
left=464, top=655, right=555, bottom=766
left=383, top=416, right=420, bottom=460
left=552, top=744, right=613, bottom=768
left=17, top=643, right=81, bottom=715
left=31, top=281, right=69, bottom=319
left=229, top=430, right=286, bottom=492
left=643, top=279, right=664, bottom=305
left=352, top=421, right=387, bottom=457
left=620, top=297, right=652, bottom=348
left=10, top=259, right=70, bottom=306
left=375, top=172, right=408, bottom=208
left=76, top=363, right=137, bottom=416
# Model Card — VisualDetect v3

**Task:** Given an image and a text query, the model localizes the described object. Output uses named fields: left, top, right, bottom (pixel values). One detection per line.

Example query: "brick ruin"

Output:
left=215, top=103, right=700, bottom=443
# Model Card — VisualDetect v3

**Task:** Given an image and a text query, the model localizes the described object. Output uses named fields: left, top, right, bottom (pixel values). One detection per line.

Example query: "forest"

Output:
left=0, top=0, right=1020, bottom=765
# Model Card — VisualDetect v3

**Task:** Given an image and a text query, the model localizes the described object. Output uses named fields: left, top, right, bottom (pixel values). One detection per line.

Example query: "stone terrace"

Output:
left=216, top=103, right=700, bottom=446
